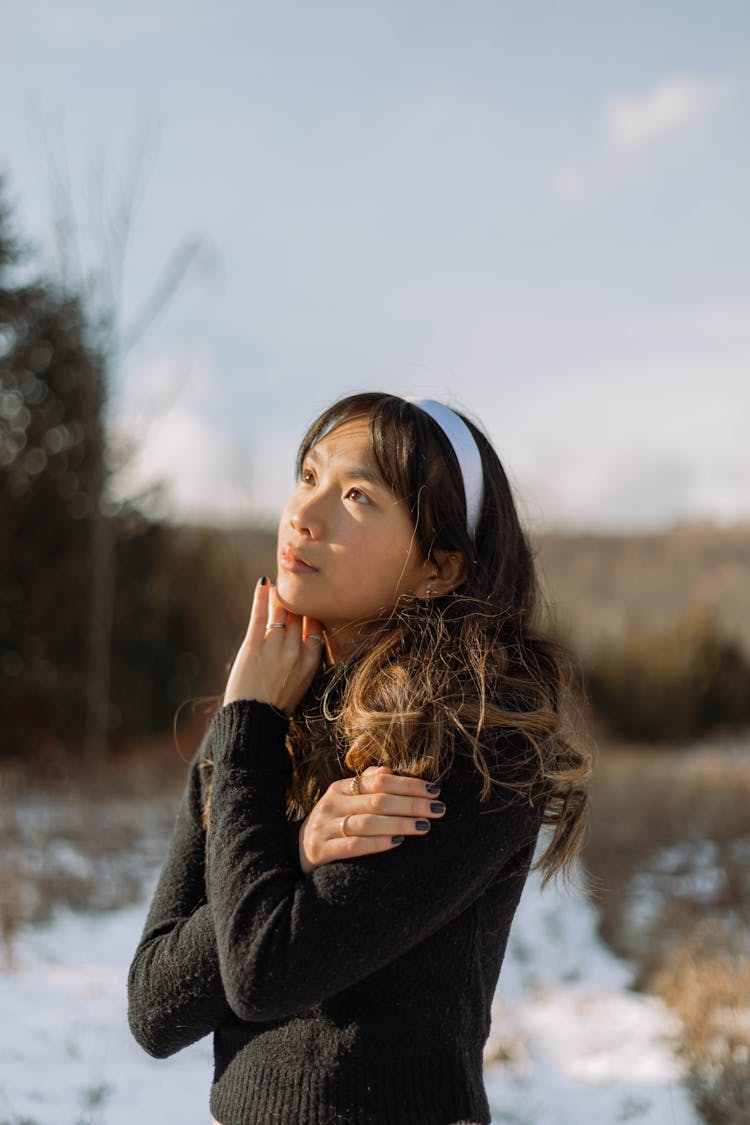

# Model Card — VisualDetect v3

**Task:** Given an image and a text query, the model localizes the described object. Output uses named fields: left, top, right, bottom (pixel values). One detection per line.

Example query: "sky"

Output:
left=1, top=0, right=748, bottom=532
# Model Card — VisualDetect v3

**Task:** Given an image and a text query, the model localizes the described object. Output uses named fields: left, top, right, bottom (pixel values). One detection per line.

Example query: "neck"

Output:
left=322, top=620, right=371, bottom=665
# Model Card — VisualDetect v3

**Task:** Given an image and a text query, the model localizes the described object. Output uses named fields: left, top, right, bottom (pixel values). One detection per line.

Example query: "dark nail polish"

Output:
left=391, top=835, right=405, bottom=844
left=425, top=783, right=440, bottom=794
left=430, top=801, right=445, bottom=814
left=415, top=819, right=430, bottom=832
left=260, top=576, right=268, bottom=586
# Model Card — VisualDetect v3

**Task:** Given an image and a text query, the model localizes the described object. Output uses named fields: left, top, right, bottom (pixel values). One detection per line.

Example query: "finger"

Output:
left=358, top=834, right=407, bottom=853
left=298, top=634, right=324, bottom=683
left=246, top=577, right=271, bottom=648
left=324, top=834, right=406, bottom=862
left=349, top=813, right=436, bottom=837
left=300, top=617, right=325, bottom=670
left=284, top=611, right=304, bottom=645
left=302, top=616, right=326, bottom=648
left=342, top=768, right=441, bottom=799
left=265, top=583, right=290, bottom=635
left=337, top=794, right=445, bottom=829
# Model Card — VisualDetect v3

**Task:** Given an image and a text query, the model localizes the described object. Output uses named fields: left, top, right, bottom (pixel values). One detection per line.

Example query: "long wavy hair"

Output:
left=274, top=392, right=590, bottom=885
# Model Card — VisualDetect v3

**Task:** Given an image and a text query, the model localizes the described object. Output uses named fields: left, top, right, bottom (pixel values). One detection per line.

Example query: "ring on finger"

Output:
left=349, top=775, right=360, bottom=795
left=339, top=815, right=352, bottom=838
left=307, top=632, right=325, bottom=645
left=265, top=622, right=286, bottom=631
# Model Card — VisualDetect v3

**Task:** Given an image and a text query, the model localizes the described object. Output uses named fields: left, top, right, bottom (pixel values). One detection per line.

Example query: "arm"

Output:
left=126, top=735, right=236, bottom=1058
left=126, top=729, right=439, bottom=1053
left=206, top=699, right=542, bottom=1024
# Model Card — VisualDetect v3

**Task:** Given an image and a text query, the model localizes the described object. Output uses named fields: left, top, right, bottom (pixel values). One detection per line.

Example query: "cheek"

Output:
left=276, top=501, right=293, bottom=541
left=372, top=541, right=423, bottom=591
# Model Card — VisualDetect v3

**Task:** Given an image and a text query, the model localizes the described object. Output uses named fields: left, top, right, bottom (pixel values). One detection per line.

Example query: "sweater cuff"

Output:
left=285, top=818, right=305, bottom=872
left=208, top=699, right=291, bottom=776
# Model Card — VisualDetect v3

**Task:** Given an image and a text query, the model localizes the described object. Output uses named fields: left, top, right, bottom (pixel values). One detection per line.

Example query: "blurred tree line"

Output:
left=0, top=177, right=275, bottom=763
left=584, top=607, right=750, bottom=743
left=1, top=180, right=104, bottom=757
left=1, top=176, right=749, bottom=763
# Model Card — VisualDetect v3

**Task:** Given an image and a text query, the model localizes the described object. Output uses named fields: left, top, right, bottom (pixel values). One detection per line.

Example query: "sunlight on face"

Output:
left=275, top=417, right=430, bottom=658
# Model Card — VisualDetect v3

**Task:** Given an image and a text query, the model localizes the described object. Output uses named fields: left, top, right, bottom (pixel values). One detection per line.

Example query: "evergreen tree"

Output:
left=0, top=178, right=106, bottom=754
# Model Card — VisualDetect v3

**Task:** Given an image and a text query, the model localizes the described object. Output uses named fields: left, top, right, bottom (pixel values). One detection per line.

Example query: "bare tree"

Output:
left=39, top=119, right=218, bottom=757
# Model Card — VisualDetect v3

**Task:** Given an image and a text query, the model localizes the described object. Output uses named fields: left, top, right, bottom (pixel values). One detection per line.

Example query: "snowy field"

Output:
left=0, top=851, right=699, bottom=1124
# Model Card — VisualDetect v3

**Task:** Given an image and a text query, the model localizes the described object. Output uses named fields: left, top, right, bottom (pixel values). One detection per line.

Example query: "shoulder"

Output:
left=450, top=723, right=546, bottom=820
left=452, top=722, right=536, bottom=779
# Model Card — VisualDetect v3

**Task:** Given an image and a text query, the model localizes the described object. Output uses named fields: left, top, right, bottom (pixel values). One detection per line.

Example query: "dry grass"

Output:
left=654, top=922, right=750, bottom=1122
left=654, top=922, right=750, bottom=1062
left=534, top=523, right=750, bottom=661
left=582, top=607, right=750, bottom=743
left=585, top=733, right=750, bottom=1123
left=0, top=726, right=205, bottom=964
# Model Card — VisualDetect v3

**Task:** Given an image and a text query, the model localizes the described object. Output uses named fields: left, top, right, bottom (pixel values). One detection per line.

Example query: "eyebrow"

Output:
left=305, top=447, right=387, bottom=488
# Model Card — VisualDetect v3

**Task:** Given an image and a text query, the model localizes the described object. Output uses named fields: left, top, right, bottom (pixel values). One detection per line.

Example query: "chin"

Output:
left=275, top=580, right=308, bottom=616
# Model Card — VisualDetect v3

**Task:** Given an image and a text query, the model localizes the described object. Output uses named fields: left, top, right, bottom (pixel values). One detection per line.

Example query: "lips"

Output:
left=279, top=547, right=318, bottom=572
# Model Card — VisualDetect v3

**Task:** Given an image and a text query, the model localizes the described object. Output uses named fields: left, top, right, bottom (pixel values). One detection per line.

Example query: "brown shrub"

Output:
left=584, top=606, right=750, bottom=743
left=585, top=739, right=750, bottom=1124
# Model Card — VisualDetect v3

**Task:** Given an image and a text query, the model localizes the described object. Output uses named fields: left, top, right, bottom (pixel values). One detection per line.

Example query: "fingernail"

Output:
left=415, top=819, right=430, bottom=832
left=425, top=783, right=440, bottom=794
left=260, top=576, right=268, bottom=586
left=391, top=835, right=404, bottom=844
left=430, top=801, right=445, bottom=814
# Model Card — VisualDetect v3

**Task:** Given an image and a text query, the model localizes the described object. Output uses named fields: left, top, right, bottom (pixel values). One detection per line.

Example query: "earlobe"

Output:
left=421, top=549, right=468, bottom=597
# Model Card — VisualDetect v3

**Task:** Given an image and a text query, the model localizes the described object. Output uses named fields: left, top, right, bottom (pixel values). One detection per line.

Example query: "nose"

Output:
left=288, top=489, right=325, bottom=538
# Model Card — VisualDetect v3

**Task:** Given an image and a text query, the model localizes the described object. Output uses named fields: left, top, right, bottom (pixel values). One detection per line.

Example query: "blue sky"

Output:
left=2, top=0, right=749, bottom=530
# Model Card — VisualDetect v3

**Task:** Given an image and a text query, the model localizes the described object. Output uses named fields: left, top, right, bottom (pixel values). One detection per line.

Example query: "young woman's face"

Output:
left=276, top=416, right=430, bottom=659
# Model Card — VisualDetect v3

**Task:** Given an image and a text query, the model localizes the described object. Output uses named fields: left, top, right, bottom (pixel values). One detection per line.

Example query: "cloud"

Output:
left=111, top=352, right=256, bottom=524
left=551, top=72, right=727, bottom=202
left=605, top=74, right=725, bottom=153
left=441, top=294, right=750, bottom=531
left=527, top=443, right=750, bottom=533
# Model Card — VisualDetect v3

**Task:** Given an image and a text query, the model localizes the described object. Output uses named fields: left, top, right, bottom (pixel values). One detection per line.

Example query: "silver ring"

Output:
left=265, top=622, right=286, bottom=631
left=339, top=815, right=352, bottom=838
left=349, top=775, right=360, bottom=795
left=307, top=632, right=325, bottom=645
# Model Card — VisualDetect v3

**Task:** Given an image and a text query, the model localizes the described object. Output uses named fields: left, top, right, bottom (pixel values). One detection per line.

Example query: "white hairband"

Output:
left=404, top=397, right=485, bottom=540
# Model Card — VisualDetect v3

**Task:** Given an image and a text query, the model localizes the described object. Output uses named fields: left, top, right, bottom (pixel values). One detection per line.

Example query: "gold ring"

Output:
left=339, top=815, right=352, bottom=838
left=349, top=775, right=360, bottom=795
left=265, top=622, right=286, bottom=631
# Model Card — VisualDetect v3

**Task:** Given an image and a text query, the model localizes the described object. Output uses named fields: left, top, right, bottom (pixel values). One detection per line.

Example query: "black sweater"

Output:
left=127, top=700, right=544, bottom=1125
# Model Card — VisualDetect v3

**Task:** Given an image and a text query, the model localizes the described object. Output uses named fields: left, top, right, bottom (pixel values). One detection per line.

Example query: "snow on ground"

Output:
left=0, top=899, right=213, bottom=1125
left=483, top=869, right=700, bottom=1124
left=0, top=863, right=699, bottom=1125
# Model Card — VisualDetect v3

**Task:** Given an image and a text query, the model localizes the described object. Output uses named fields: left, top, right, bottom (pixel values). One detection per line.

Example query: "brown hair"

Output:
left=279, top=392, right=590, bottom=885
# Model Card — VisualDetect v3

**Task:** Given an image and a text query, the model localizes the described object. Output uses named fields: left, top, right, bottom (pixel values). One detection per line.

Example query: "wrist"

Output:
left=298, top=815, right=316, bottom=875
left=208, top=699, right=291, bottom=774
left=222, top=686, right=292, bottom=716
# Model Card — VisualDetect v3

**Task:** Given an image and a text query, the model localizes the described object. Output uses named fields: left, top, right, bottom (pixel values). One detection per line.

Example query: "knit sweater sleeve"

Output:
left=206, top=699, right=543, bottom=1024
left=126, top=735, right=231, bottom=1057
left=126, top=732, right=308, bottom=1058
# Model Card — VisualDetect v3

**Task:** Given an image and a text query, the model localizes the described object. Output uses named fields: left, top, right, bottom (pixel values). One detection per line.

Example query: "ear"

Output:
left=416, top=549, right=468, bottom=598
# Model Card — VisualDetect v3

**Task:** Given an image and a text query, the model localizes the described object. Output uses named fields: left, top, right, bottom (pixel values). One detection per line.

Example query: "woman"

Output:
left=127, top=392, right=590, bottom=1124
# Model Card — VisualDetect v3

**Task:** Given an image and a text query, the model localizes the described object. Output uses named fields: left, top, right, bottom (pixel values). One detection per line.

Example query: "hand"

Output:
left=297, top=765, right=447, bottom=875
left=223, top=578, right=325, bottom=715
